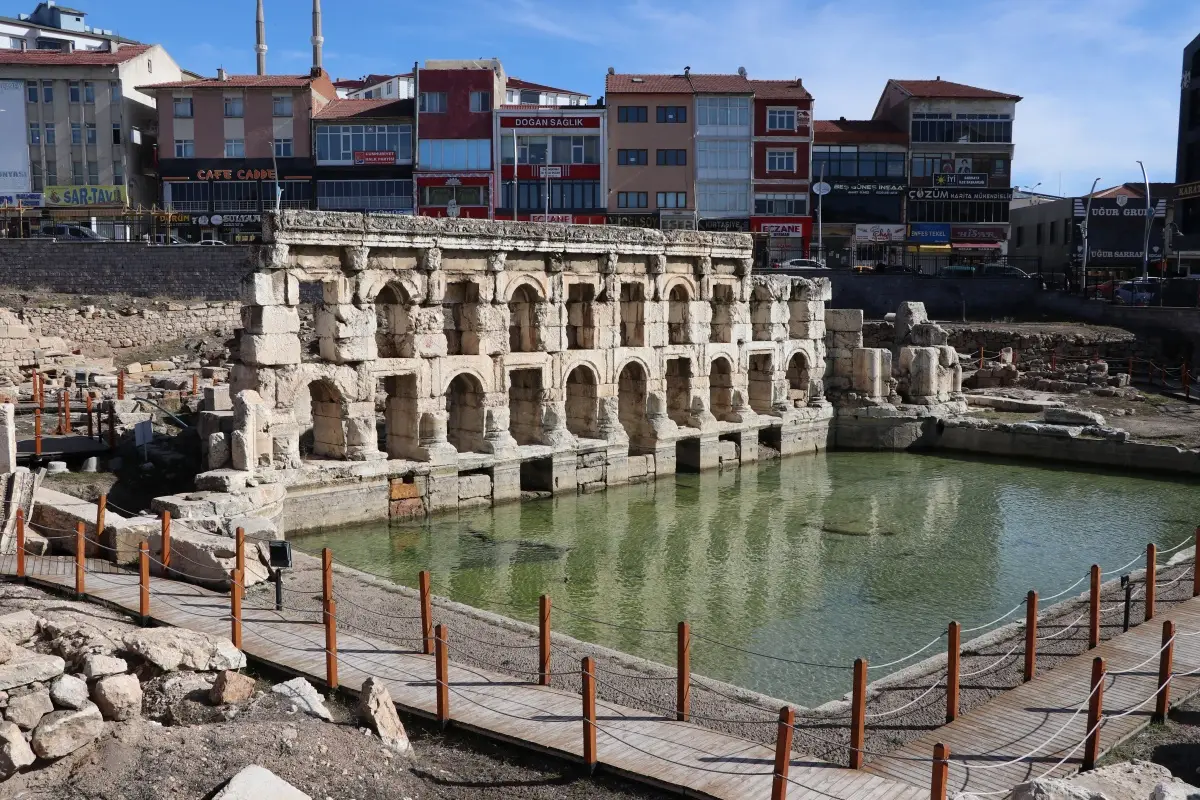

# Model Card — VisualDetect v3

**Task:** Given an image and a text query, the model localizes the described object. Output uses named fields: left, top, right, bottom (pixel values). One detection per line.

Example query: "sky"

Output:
left=20, top=0, right=1200, bottom=196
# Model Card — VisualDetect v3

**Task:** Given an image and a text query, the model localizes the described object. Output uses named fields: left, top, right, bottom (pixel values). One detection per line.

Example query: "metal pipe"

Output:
left=1138, top=160, right=1151, bottom=282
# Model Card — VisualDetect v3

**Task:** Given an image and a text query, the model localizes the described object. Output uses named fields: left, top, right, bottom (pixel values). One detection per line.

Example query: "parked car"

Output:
left=771, top=258, right=827, bottom=269
left=38, top=223, right=107, bottom=241
left=195, top=240, right=227, bottom=246
left=941, top=264, right=977, bottom=278
left=149, top=234, right=185, bottom=245
left=1114, top=280, right=1159, bottom=305
left=979, top=263, right=1032, bottom=278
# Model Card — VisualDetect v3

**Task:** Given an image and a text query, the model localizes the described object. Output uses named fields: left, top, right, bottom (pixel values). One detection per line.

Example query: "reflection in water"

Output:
left=293, top=452, right=1199, bottom=706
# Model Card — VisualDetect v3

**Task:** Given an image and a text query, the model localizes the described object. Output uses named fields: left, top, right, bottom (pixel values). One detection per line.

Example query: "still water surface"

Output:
left=292, top=452, right=1199, bottom=706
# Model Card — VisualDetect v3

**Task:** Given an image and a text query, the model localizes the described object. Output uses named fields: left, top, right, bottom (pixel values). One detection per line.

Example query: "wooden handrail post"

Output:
left=74, top=521, right=85, bottom=596
left=1083, top=656, right=1106, bottom=771
left=325, top=598, right=338, bottom=690
left=581, top=655, right=597, bottom=773
left=435, top=623, right=449, bottom=727
left=63, top=389, right=70, bottom=434
left=85, top=394, right=93, bottom=438
left=849, top=657, right=867, bottom=769
left=1194, top=527, right=1200, bottom=598
left=1024, top=590, right=1038, bottom=682
left=160, top=511, right=171, bottom=577
left=235, top=527, right=245, bottom=578
left=96, top=494, right=106, bottom=544
left=677, top=621, right=691, bottom=721
left=33, top=408, right=41, bottom=457
left=931, top=743, right=950, bottom=800
left=538, top=594, right=551, bottom=686
left=1155, top=620, right=1175, bottom=723
left=192, top=373, right=199, bottom=396
left=55, top=389, right=63, bottom=435
left=946, top=621, right=961, bottom=723
left=1146, top=543, right=1157, bottom=622
left=978, top=346, right=984, bottom=370
left=419, top=570, right=433, bottom=655
left=1051, top=350, right=1057, bottom=371
left=230, top=568, right=242, bottom=649
left=15, top=509, right=25, bottom=579
left=138, top=541, right=149, bottom=622
left=116, top=370, right=125, bottom=401
left=770, top=706, right=795, bottom=800
left=1089, top=564, right=1101, bottom=649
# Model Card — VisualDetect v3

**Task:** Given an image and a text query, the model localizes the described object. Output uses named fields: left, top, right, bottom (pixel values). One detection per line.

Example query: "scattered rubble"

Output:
left=272, top=677, right=332, bottom=721
left=1014, top=759, right=1199, bottom=800
left=213, top=764, right=311, bottom=800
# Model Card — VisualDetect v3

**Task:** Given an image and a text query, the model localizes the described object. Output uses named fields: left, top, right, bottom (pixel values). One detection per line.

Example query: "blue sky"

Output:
left=23, top=0, right=1200, bottom=195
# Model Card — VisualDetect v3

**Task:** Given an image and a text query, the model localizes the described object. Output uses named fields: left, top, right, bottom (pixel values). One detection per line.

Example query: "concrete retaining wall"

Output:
left=821, top=273, right=1040, bottom=320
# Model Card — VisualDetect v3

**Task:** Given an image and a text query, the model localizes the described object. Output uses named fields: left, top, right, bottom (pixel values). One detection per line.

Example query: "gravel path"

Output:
left=244, top=544, right=1199, bottom=768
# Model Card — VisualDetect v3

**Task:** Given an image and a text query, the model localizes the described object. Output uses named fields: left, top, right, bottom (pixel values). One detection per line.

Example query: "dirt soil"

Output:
left=1101, top=694, right=1200, bottom=784
left=943, top=321, right=1136, bottom=340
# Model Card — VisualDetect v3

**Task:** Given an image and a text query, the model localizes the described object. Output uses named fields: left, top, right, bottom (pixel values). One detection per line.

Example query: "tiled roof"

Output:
left=748, top=79, right=810, bottom=100
left=814, top=119, right=907, bottom=145
left=508, top=76, right=586, bottom=96
left=334, top=78, right=365, bottom=89
left=606, top=72, right=754, bottom=94
left=499, top=103, right=599, bottom=111
left=313, top=97, right=414, bottom=119
left=892, top=79, right=1021, bottom=101
left=138, top=73, right=316, bottom=91
left=0, top=43, right=150, bottom=66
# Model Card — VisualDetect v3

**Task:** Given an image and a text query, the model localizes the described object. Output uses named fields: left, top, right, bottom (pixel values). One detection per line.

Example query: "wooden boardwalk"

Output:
left=7, top=557, right=926, bottom=800
left=866, top=596, right=1200, bottom=796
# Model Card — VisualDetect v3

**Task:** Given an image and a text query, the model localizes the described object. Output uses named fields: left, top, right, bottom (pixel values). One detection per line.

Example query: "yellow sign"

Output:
left=43, top=185, right=127, bottom=208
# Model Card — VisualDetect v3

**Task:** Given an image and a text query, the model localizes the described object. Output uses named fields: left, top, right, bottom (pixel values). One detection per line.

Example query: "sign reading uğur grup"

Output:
left=44, top=185, right=127, bottom=207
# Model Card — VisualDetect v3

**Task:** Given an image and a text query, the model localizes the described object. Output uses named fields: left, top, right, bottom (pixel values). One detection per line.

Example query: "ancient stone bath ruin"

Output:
left=184, top=211, right=963, bottom=531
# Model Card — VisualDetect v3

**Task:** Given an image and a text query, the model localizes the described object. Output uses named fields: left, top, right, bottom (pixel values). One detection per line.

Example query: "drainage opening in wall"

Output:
left=520, top=457, right=554, bottom=495
left=758, top=425, right=782, bottom=452
left=718, top=432, right=741, bottom=467
left=675, top=437, right=702, bottom=473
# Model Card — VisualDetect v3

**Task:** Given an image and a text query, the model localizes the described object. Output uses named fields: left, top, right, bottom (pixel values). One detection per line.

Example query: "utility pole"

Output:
left=1138, top=160, right=1151, bottom=281
left=1080, top=177, right=1100, bottom=296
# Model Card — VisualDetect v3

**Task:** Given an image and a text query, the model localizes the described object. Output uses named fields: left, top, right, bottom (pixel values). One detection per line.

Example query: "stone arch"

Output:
left=375, top=282, right=414, bottom=358
left=565, top=364, right=600, bottom=439
left=750, top=285, right=774, bottom=342
left=359, top=270, right=424, bottom=304
left=502, top=275, right=549, bottom=304
left=667, top=283, right=692, bottom=345
left=660, top=274, right=699, bottom=299
left=304, top=378, right=348, bottom=459
left=509, top=283, right=541, bottom=353
left=445, top=371, right=487, bottom=453
left=617, top=360, right=650, bottom=451
left=746, top=352, right=774, bottom=414
left=709, top=356, right=734, bottom=421
left=786, top=352, right=811, bottom=406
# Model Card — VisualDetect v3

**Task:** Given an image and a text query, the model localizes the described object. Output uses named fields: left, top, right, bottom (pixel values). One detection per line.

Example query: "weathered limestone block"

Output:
left=0, top=404, right=14, bottom=474
left=241, top=334, right=302, bottom=367
left=122, top=628, right=246, bottom=672
left=830, top=331, right=864, bottom=351
left=242, top=305, right=300, bottom=335
left=852, top=348, right=892, bottom=399
left=0, top=720, right=34, bottom=776
left=241, top=271, right=300, bottom=307
left=214, top=765, right=312, bottom=800
left=30, top=703, right=102, bottom=759
left=92, top=673, right=142, bottom=721
left=824, top=308, right=863, bottom=333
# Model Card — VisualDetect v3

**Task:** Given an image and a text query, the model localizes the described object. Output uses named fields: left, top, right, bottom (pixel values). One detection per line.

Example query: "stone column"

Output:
left=0, top=403, right=15, bottom=474
left=481, top=395, right=519, bottom=456
left=414, top=406, right=457, bottom=464
left=344, top=401, right=385, bottom=461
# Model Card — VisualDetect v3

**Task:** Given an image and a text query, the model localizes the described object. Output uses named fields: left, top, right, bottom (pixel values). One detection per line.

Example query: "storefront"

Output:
left=607, top=212, right=660, bottom=229
left=853, top=223, right=907, bottom=268
left=159, top=157, right=313, bottom=243
left=414, top=173, right=492, bottom=219
left=494, top=110, right=605, bottom=223
left=950, top=225, right=1007, bottom=259
left=698, top=218, right=750, bottom=233
left=751, top=216, right=812, bottom=265
left=810, top=178, right=905, bottom=268
left=1072, top=195, right=1168, bottom=292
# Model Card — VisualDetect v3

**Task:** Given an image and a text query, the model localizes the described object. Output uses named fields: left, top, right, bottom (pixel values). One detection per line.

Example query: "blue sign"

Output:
left=908, top=223, right=951, bottom=243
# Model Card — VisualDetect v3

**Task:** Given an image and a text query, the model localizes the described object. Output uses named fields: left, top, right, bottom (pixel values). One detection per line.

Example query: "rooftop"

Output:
left=139, top=72, right=320, bottom=91
left=605, top=72, right=753, bottom=94
left=508, top=76, right=586, bottom=96
left=890, top=78, right=1021, bottom=101
left=814, top=119, right=907, bottom=145
left=748, top=78, right=811, bottom=100
left=0, top=42, right=149, bottom=66
left=313, top=97, right=413, bottom=119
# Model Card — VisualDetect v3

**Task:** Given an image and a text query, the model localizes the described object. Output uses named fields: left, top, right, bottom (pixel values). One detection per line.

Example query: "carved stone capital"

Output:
left=421, top=246, right=442, bottom=272
left=648, top=253, right=666, bottom=275
left=601, top=251, right=619, bottom=275
left=487, top=251, right=507, bottom=273
left=343, top=245, right=369, bottom=273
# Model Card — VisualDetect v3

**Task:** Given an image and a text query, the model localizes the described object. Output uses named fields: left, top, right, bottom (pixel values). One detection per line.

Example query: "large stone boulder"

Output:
left=210, top=670, right=255, bottom=705
left=121, top=628, right=246, bottom=673
left=5, top=688, right=52, bottom=729
left=271, top=677, right=331, bottom=721
left=30, top=703, right=103, bottom=759
left=42, top=620, right=120, bottom=670
left=81, top=654, right=128, bottom=679
left=0, top=652, right=65, bottom=691
left=92, top=673, right=142, bottom=721
left=146, top=526, right=271, bottom=588
left=1014, top=760, right=1181, bottom=800
left=0, top=611, right=40, bottom=644
left=1043, top=407, right=1106, bottom=427
left=0, top=720, right=34, bottom=777
left=358, top=677, right=410, bottom=754
left=50, top=674, right=90, bottom=710
left=213, top=765, right=311, bottom=800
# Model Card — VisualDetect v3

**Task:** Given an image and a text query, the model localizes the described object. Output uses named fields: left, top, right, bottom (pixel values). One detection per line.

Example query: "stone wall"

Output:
left=820, top=272, right=1041, bottom=320
left=21, top=301, right=241, bottom=352
left=0, top=240, right=252, bottom=300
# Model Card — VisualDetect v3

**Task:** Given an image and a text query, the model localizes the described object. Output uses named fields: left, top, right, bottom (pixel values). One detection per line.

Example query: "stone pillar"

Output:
left=0, top=403, right=14, bottom=474
left=540, top=397, right=575, bottom=448
left=344, top=401, right=385, bottom=461
left=491, top=463, right=522, bottom=503
left=852, top=348, right=891, bottom=400
left=316, top=287, right=377, bottom=366
left=481, top=396, right=519, bottom=456
left=414, top=407, right=457, bottom=464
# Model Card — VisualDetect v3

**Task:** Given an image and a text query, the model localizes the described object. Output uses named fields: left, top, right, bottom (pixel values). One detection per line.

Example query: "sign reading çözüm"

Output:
left=353, top=151, right=396, bottom=166
left=499, top=116, right=601, bottom=128
left=907, top=187, right=1013, bottom=202
left=0, top=81, right=30, bottom=195
left=855, top=224, right=907, bottom=242
left=44, top=185, right=127, bottom=207
left=933, top=172, right=988, bottom=188
left=908, top=223, right=952, bottom=242
left=196, top=168, right=277, bottom=181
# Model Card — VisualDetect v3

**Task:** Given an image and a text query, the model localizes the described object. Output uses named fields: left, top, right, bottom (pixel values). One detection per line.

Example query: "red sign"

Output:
left=500, top=116, right=601, bottom=129
left=751, top=216, right=812, bottom=238
left=951, top=225, right=1006, bottom=242
left=354, top=151, right=396, bottom=166
left=502, top=164, right=601, bottom=181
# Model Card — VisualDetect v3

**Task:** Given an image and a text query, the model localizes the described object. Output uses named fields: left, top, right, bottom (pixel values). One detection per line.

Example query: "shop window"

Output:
left=212, top=180, right=260, bottom=211
left=618, top=192, right=648, bottom=209
left=166, top=182, right=210, bottom=212
left=318, top=179, right=411, bottom=211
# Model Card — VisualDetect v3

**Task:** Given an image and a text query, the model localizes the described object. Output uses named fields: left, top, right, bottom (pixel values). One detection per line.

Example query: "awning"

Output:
left=952, top=241, right=1001, bottom=250
left=906, top=244, right=952, bottom=253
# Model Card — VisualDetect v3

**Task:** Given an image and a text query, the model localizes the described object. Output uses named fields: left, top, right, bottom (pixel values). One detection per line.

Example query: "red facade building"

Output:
left=749, top=79, right=813, bottom=260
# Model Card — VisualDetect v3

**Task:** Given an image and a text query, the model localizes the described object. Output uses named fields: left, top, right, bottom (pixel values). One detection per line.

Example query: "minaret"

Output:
left=311, top=0, right=323, bottom=72
left=254, top=0, right=267, bottom=76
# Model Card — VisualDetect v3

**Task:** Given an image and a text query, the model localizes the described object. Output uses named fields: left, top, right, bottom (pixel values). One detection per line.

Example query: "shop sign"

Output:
left=855, top=223, right=907, bottom=242
left=1070, top=196, right=1166, bottom=264
left=907, top=187, right=1013, bottom=202
left=500, top=116, right=601, bottom=128
left=827, top=180, right=904, bottom=196
left=509, top=164, right=599, bottom=180
left=933, top=173, right=988, bottom=188
left=607, top=212, right=659, bottom=228
left=699, top=218, right=751, bottom=233
left=908, top=223, right=951, bottom=243
left=0, top=192, right=43, bottom=208
left=44, top=185, right=127, bottom=207
left=196, top=168, right=277, bottom=181
left=1177, top=181, right=1200, bottom=200
left=950, top=225, right=1006, bottom=242
left=752, top=217, right=811, bottom=238
left=0, top=81, right=28, bottom=195
left=528, top=213, right=572, bottom=223
left=416, top=175, right=490, bottom=187
left=191, top=214, right=263, bottom=226
left=354, top=151, right=396, bottom=166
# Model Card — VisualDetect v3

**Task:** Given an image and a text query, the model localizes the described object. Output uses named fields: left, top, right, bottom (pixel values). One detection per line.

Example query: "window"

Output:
left=549, top=135, right=599, bottom=164
left=110, top=81, right=120, bottom=102
left=272, top=94, right=293, bottom=117
left=911, top=111, right=1012, bottom=144
left=85, top=123, right=96, bottom=145
left=112, top=124, right=121, bottom=145
left=419, top=91, right=447, bottom=113
left=698, top=183, right=749, bottom=214
left=317, top=179, right=412, bottom=211
left=267, top=179, right=312, bottom=209
left=656, top=105, right=687, bottom=123
left=224, top=95, right=244, bottom=118
left=165, top=181, right=209, bottom=211
left=517, top=136, right=547, bottom=164
left=656, top=191, right=686, bottom=209
left=656, top=149, right=687, bottom=166
left=519, top=89, right=540, bottom=104
left=697, top=140, right=750, bottom=175
left=44, top=165, right=55, bottom=185
left=1016, top=227, right=1024, bottom=248
left=500, top=180, right=602, bottom=211
left=856, top=151, right=906, bottom=178
left=28, top=123, right=40, bottom=145
left=617, top=149, right=648, bottom=166
left=617, top=106, right=647, bottom=123
left=754, top=193, right=808, bottom=215
left=41, top=80, right=52, bottom=103
left=274, top=138, right=293, bottom=158
left=173, top=97, right=193, bottom=118
left=70, top=122, right=81, bottom=145
left=315, top=123, right=412, bottom=164
left=1035, top=223, right=1043, bottom=245
left=469, top=91, right=490, bottom=112
left=212, top=180, right=260, bottom=211
left=419, top=184, right=488, bottom=207
left=767, top=107, right=796, bottom=131
left=224, top=139, right=245, bottom=158
left=766, top=149, right=796, bottom=172
left=813, top=145, right=858, bottom=178
left=417, top=139, right=490, bottom=169
left=697, top=96, right=750, bottom=126
left=86, top=163, right=98, bottom=185
left=83, top=81, right=94, bottom=103
left=69, top=80, right=80, bottom=103
left=992, top=157, right=1009, bottom=176
left=910, top=152, right=951, bottom=178
left=174, top=139, right=195, bottom=158
left=617, top=191, right=648, bottom=209
left=44, top=123, right=54, bottom=145
left=907, top=200, right=1009, bottom=223
left=26, top=81, right=37, bottom=103
left=29, top=163, right=41, bottom=192
left=71, top=160, right=82, bottom=184
left=1049, top=220, right=1057, bottom=244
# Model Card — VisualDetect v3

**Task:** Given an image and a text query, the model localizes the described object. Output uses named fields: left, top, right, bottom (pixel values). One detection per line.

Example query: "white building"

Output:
left=0, top=1, right=136, bottom=53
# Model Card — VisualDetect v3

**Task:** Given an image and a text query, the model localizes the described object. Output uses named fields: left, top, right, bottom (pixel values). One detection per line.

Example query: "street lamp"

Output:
left=1079, top=177, right=1101, bottom=295
left=1137, top=160, right=1152, bottom=281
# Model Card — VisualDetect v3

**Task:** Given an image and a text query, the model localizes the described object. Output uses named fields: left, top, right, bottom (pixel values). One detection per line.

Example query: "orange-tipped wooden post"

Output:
left=1155, top=620, right=1175, bottom=723
left=1146, top=543, right=1157, bottom=622
left=230, top=568, right=242, bottom=649
left=116, top=370, right=125, bottom=400
left=33, top=407, right=41, bottom=457
left=581, top=655, right=597, bottom=772
left=931, top=743, right=950, bottom=800
left=95, top=494, right=106, bottom=545
left=771, top=706, right=795, bottom=800
left=85, top=393, right=93, bottom=438
left=1024, top=590, right=1038, bottom=682
left=74, top=521, right=85, bottom=596
left=321, top=548, right=337, bottom=689
left=1083, top=656, right=1106, bottom=771
left=419, top=570, right=433, bottom=655
left=1193, top=527, right=1200, bottom=598
left=849, top=657, right=867, bottom=769
left=54, top=390, right=62, bottom=435
left=192, top=373, right=199, bottom=396
left=538, top=594, right=551, bottom=686
left=138, top=541, right=149, bottom=621
left=235, top=527, right=245, bottom=579
left=946, top=621, right=961, bottom=723
left=160, top=511, right=171, bottom=577
left=677, top=621, right=691, bottom=722
left=106, top=404, right=114, bottom=450
left=1089, top=564, right=1101, bottom=648
left=978, top=346, right=984, bottom=370
left=63, top=389, right=70, bottom=434
left=37, top=374, right=43, bottom=410
left=15, top=508, right=25, bottom=579
left=435, top=624, right=449, bottom=726
left=1128, top=355, right=1134, bottom=381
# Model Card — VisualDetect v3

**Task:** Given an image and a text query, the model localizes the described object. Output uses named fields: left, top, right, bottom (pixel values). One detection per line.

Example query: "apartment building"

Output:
left=749, top=79, right=812, bottom=260
left=0, top=1, right=137, bottom=53
left=313, top=97, right=414, bottom=214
